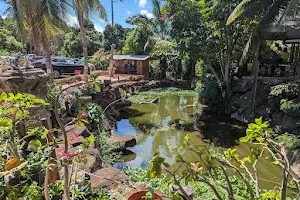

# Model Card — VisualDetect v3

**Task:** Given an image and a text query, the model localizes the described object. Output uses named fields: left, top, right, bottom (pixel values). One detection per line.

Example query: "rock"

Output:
left=280, top=114, right=300, bottom=133
left=268, top=96, right=280, bottom=109
left=91, top=167, right=129, bottom=189
left=110, top=135, right=136, bottom=149
left=233, top=91, right=252, bottom=109
left=65, top=124, right=89, bottom=138
left=0, top=68, right=49, bottom=99
left=232, top=79, right=252, bottom=93
left=110, top=182, right=169, bottom=200
left=176, top=186, right=195, bottom=200
left=291, top=160, right=300, bottom=178
left=255, top=105, right=271, bottom=119
left=272, top=111, right=284, bottom=125
left=58, top=147, right=102, bottom=178
left=231, top=108, right=252, bottom=123
left=114, top=99, right=132, bottom=110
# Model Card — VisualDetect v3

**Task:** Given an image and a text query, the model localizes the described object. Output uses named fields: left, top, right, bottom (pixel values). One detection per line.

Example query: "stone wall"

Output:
left=0, top=69, right=49, bottom=99
left=226, top=78, right=300, bottom=134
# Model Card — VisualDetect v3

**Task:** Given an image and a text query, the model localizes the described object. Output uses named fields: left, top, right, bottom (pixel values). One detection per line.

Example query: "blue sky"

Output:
left=0, top=0, right=154, bottom=32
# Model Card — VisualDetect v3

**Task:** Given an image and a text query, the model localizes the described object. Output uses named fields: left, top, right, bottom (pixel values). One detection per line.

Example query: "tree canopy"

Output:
left=60, top=24, right=104, bottom=57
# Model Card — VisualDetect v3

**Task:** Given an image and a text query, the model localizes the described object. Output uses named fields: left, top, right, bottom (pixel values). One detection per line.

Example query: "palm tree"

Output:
left=127, top=0, right=173, bottom=78
left=71, top=0, right=106, bottom=75
left=3, top=0, right=68, bottom=81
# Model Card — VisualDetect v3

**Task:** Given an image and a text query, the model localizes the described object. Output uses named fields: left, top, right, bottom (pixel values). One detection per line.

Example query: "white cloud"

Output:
left=139, top=0, right=147, bottom=8
left=66, top=14, right=78, bottom=26
left=140, top=10, right=154, bottom=19
left=127, top=11, right=131, bottom=15
left=94, top=24, right=104, bottom=33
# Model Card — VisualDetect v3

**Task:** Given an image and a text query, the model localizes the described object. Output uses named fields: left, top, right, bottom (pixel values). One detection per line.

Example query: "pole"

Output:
left=109, top=44, right=115, bottom=77
left=251, top=41, right=261, bottom=114
left=111, top=0, right=114, bottom=26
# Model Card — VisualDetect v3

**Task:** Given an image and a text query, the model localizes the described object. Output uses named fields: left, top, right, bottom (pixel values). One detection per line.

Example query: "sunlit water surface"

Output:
left=114, top=94, right=283, bottom=190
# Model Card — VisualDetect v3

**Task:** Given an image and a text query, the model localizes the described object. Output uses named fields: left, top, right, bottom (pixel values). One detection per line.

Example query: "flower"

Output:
left=58, top=150, right=83, bottom=160
left=69, top=133, right=80, bottom=141
left=2, top=101, right=11, bottom=108
left=191, top=162, right=202, bottom=173
left=80, top=111, right=88, bottom=118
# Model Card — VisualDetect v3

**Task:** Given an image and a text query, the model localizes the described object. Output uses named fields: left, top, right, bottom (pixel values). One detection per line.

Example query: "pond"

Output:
left=114, top=93, right=282, bottom=190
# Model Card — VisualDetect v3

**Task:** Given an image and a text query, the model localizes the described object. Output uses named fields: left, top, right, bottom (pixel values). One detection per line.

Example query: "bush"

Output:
left=270, top=83, right=300, bottom=99
left=197, top=73, right=223, bottom=110
left=91, top=50, right=110, bottom=70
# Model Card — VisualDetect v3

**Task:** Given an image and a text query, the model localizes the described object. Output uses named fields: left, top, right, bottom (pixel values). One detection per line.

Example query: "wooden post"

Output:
left=251, top=42, right=261, bottom=114
left=41, top=118, right=60, bottom=183
left=109, top=44, right=115, bottom=77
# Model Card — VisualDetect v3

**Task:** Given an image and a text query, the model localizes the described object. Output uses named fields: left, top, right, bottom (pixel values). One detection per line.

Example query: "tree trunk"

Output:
left=190, top=59, right=196, bottom=80
left=160, top=58, right=167, bottom=79
left=177, top=58, right=182, bottom=79
left=250, top=41, right=260, bottom=113
left=77, top=12, right=89, bottom=75
left=183, top=58, right=196, bottom=80
left=224, top=51, right=232, bottom=99
left=42, top=32, right=53, bottom=82
left=281, top=168, right=288, bottom=200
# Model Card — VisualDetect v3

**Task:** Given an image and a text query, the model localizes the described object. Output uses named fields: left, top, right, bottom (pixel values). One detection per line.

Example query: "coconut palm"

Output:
left=127, top=0, right=172, bottom=48
left=71, top=0, right=107, bottom=75
left=126, top=0, right=174, bottom=78
left=3, top=0, right=68, bottom=81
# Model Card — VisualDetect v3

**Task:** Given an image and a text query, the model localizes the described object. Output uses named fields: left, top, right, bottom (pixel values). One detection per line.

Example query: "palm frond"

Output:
left=227, top=0, right=251, bottom=25
left=278, top=0, right=299, bottom=26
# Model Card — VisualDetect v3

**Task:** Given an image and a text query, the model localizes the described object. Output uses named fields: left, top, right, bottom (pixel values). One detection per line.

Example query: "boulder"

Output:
left=0, top=68, right=49, bottom=99
left=91, top=167, right=129, bottom=189
left=231, top=79, right=252, bottom=93
left=110, top=135, right=136, bottom=149
left=280, top=114, right=300, bottom=133
left=57, top=147, right=102, bottom=178
left=255, top=105, right=271, bottom=119
left=65, top=124, right=89, bottom=138
left=231, top=108, right=252, bottom=123
left=233, top=91, right=252, bottom=109
left=110, top=182, right=169, bottom=200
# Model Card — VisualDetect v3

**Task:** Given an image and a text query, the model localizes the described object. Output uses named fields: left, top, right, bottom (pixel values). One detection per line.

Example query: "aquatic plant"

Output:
left=128, top=87, right=198, bottom=104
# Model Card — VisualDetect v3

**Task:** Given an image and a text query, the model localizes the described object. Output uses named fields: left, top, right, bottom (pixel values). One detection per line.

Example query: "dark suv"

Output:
left=32, top=57, right=84, bottom=78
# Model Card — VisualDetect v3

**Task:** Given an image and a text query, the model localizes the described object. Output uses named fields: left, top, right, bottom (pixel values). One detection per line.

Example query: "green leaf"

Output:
left=226, top=0, right=251, bottom=25
left=255, top=117, right=263, bottom=125
left=272, top=160, right=279, bottom=165
left=94, top=82, right=101, bottom=93
left=184, top=134, right=190, bottom=143
left=28, top=139, right=42, bottom=152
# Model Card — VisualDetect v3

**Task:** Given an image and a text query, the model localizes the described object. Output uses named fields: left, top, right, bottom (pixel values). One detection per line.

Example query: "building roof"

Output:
left=266, top=20, right=300, bottom=42
left=113, top=55, right=151, bottom=61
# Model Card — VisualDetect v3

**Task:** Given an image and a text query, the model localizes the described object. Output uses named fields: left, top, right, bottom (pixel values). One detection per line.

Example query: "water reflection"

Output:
left=114, top=94, right=282, bottom=190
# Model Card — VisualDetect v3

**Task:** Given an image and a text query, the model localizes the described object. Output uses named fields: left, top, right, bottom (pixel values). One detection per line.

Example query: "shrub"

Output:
left=91, top=50, right=110, bottom=70
left=270, top=83, right=300, bottom=98
left=197, top=73, right=223, bottom=110
left=280, top=99, right=300, bottom=117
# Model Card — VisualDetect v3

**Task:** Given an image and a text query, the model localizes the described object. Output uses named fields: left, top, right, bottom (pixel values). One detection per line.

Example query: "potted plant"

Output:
left=127, top=187, right=162, bottom=200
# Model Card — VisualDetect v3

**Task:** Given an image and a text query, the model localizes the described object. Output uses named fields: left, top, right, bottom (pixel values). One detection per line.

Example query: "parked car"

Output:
left=31, top=57, right=85, bottom=78
left=26, top=54, right=44, bottom=62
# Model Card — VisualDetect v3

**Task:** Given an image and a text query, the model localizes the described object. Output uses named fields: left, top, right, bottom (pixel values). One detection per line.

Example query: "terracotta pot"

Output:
left=127, top=190, right=162, bottom=200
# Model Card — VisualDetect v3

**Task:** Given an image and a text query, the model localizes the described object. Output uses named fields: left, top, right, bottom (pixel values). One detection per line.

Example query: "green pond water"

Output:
left=114, top=94, right=283, bottom=190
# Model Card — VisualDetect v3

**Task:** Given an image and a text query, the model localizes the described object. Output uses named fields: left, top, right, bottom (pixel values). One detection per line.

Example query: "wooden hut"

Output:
left=113, top=55, right=151, bottom=77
